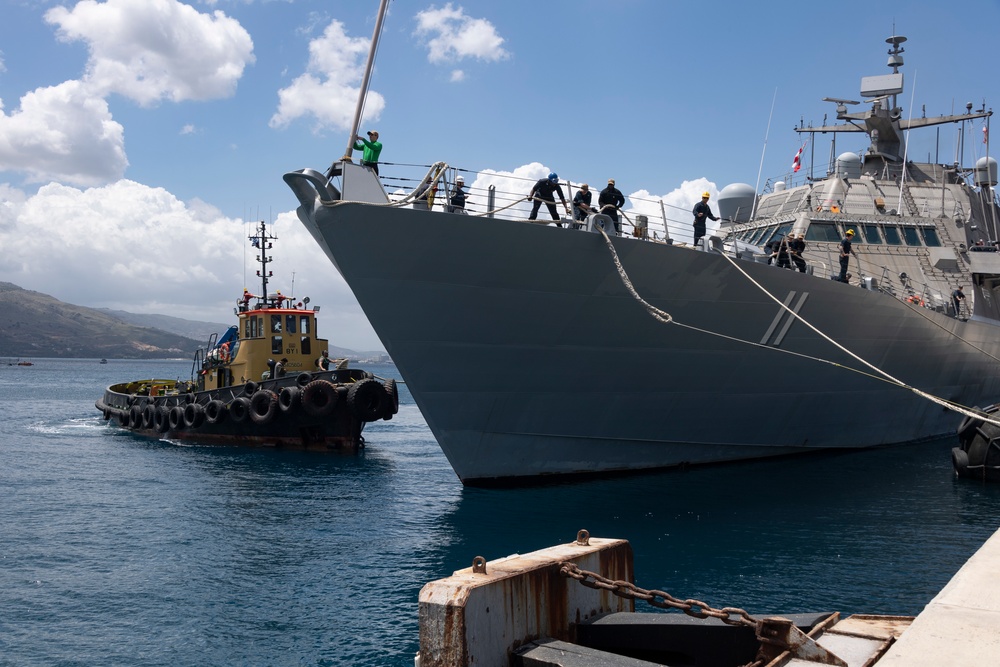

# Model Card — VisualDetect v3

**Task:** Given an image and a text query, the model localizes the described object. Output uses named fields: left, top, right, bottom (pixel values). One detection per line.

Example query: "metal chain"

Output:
left=559, top=562, right=758, bottom=628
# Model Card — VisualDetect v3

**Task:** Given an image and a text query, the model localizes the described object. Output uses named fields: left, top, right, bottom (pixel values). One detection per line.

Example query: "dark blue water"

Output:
left=2, top=358, right=998, bottom=666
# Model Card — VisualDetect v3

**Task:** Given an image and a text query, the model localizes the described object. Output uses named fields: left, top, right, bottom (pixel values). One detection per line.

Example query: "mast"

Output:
left=342, top=0, right=391, bottom=162
left=251, top=221, right=276, bottom=300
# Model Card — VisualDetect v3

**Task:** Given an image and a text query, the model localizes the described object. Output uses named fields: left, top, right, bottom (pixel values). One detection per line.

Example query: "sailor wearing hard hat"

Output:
left=692, top=190, right=719, bottom=248
left=838, top=229, right=857, bottom=282
left=448, top=175, right=467, bottom=213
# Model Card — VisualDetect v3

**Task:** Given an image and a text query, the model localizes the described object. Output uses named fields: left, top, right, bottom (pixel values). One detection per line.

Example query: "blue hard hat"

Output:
left=548, top=172, right=558, bottom=181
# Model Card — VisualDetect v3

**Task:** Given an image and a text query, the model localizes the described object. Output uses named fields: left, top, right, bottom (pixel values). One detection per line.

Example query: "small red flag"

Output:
left=791, top=143, right=805, bottom=173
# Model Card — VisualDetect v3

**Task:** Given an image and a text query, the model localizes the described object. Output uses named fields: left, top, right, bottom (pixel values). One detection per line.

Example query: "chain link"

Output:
left=559, top=562, right=758, bottom=628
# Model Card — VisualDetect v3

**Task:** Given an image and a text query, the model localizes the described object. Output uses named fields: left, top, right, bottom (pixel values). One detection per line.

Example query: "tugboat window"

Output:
left=299, top=316, right=310, bottom=335
left=862, top=224, right=883, bottom=244
left=920, top=227, right=942, bottom=246
left=301, top=336, right=312, bottom=355
left=883, top=226, right=903, bottom=245
left=272, top=335, right=282, bottom=355
left=271, top=315, right=282, bottom=333
left=902, top=226, right=922, bottom=246
left=285, top=314, right=297, bottom=334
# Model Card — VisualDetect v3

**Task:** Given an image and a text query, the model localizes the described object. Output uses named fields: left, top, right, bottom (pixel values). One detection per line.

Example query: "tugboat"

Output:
left=95, top=221, right=398, bottom=450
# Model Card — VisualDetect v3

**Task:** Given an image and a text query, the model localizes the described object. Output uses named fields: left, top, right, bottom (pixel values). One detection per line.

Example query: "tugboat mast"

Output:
left=251, top=221, right=277, bottom=302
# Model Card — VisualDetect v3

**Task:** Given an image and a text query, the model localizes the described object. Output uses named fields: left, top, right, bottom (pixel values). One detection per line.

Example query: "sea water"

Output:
left=2, top=358, right=998, bottom=666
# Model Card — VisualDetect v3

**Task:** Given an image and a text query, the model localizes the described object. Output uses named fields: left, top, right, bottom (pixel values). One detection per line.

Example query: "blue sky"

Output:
left=1, top=0, right=998, bottom=351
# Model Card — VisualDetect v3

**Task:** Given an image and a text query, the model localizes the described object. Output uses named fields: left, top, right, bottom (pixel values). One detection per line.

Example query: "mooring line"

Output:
left=596, top=227, right=1000, bottom=427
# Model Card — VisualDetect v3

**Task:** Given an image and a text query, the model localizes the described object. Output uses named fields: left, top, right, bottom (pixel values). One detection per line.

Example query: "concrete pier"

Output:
left=417, top=527, right=1000, bottom=666
left=876, top=526, right=1000, bottom=666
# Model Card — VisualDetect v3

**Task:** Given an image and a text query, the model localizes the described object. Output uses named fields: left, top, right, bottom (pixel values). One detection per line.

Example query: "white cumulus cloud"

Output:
left=0, top=80, right=127, bottom=186
left=45, top=0, right=254, bottom=106
left=0, top=180, right=374, bottom=347
left=270, top=19, right=385, bottom=131
left=414, top=3, right=510, bottom=65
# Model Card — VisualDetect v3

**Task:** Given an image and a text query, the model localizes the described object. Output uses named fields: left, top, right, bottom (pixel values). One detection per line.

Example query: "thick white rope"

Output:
left=596, top=226, right=1000, bottom=427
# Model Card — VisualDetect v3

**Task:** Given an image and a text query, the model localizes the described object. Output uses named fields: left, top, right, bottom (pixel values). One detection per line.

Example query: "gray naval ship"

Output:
left=285, top=34, right=1000, bottom=486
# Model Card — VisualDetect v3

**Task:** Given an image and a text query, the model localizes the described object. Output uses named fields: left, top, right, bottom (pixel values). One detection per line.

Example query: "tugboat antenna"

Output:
left=251, top=221, right=277, bottom=303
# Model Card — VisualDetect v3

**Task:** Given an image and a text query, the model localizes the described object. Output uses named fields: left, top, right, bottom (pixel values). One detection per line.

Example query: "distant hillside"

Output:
left=0, top=283, right=201, bottom=359
left=97, top=307, right=378, bottom=359
left=0, top=282, right=384, bottom=360
left=97, top=308, right=228, bottom=343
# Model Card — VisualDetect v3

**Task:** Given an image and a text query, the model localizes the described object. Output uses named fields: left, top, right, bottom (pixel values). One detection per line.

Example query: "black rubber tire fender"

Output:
left=296, top=372, right=313, bottom=388
left=243, top=381, right=259, bottom=397
left=129, top=404, right=144, bottom=428
left=205, top=399, right=227, bottom=424
left=168, top=405, right=185, bottom=430
left=117, top=410, right=130, bottom=427
left=279, top=385, right=301, bottom=413
left=347, top=378, right=385, bottom=422
left=250, top=390, right=279, bottom=424
left=141, top=403, right=157, bottom=429
left=952, top=447, right=970, bottom=477
left=382, top=378, right=399, bottom=420
left=154, top=406, right=170, bottom=432
left=302, top=380, right=338, bottom=416
left=229, top=396, right=251, bottom=422
left=183, top=402, right=206, bottom=428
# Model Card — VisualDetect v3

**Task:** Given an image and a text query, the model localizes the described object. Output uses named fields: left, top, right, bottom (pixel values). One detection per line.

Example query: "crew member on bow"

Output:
left=692, top=191, right=719, bottom=248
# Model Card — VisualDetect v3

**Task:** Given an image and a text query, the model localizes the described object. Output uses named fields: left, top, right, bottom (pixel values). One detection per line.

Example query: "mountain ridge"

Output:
left=0, top=282, right=380, bottom=360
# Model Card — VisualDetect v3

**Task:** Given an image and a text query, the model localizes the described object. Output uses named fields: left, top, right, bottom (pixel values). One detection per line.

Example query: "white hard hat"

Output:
left=456, top=175, right=464, bottom=182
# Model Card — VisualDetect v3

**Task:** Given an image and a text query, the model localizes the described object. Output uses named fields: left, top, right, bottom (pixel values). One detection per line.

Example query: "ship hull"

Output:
left=301, top=203, right=1000, bottom=485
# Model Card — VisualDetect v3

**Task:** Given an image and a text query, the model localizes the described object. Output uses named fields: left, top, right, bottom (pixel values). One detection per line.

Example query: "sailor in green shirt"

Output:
left=354, top=130, right=382, bottom=175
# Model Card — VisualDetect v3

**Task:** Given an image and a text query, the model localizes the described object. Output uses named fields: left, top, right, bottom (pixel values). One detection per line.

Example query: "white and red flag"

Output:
left=791, top=142, right=806, bottom=173
left=984, top=124, right=989, bottom=145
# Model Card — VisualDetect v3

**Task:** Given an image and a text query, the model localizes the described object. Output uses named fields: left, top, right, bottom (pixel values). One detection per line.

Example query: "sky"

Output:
left=2, top=0, right=999, bottom=351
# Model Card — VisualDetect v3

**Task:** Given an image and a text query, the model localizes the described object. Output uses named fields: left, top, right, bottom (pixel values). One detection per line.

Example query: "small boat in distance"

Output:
left=284, top=15, right=1000, bottom=486
left=100, top=359, right=108, bottom=364
left=96, top=221, right=398, bottom=450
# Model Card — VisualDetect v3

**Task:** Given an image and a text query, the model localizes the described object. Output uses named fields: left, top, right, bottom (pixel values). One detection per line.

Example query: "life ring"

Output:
left=129, top=404, right=143, bottom=428
left=296, top=372, right=313, bottom=387
left=205, top=399, right=227, bottom=424
left=141, top=403, right=157, bottom=429
left=229, top=396, right=251, bottom=422
left=382, top=378, right=399, bottom=420
left=154, top=406, right=170, bottom=432
left=302, top=380, right=338, bottom=416
left=243, top=381, right=259, bottom=397
left=279, top=385, right=301, bottom=413
left=347, top=378, right=385, bottom=422
left=250, top=390, right=279, bottom=424
left=183, top=402, right=206, bottom=428
left=168, top=405, right=185, bottom=430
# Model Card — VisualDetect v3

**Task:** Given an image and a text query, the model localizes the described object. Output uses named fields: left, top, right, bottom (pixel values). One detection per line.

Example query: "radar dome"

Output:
left=835, top=152, right=862, bottom=179
left=718, top=183, right=757, bottom=222
left=975, top=156, right=998, bottom=187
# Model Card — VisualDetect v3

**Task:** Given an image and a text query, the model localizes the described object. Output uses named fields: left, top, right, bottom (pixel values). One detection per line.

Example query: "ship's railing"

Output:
left=376, top=161, right=702, bottom=245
